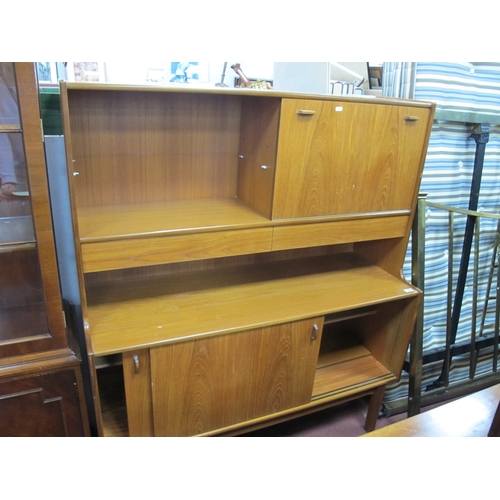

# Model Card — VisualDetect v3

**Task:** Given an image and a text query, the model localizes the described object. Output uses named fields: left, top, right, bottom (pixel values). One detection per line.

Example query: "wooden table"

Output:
left=363, top=383, right=500, bottom=437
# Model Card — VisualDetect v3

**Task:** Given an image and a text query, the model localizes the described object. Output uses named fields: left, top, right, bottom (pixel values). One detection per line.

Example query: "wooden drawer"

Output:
left=272, top=216, right=408, bottom=251
left=81, top=227, right=273, bottom=272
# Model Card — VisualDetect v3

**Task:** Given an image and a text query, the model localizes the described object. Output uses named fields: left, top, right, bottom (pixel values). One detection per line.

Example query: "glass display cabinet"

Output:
left=0, top=62, right=88, bottom=436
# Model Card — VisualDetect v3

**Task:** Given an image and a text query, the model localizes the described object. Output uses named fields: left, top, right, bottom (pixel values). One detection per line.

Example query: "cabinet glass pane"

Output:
left=0, top=62, right=50, bottom=346
left=0, top=63, right=20, bottom=131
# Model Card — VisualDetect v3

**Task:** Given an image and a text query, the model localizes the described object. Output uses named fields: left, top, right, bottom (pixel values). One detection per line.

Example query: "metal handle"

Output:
left=296, top=109, right=316, bottom=116
left=404, top=115, right=420, bottom=122
left=133, top=354, right=140, bottom=374
left=311, top=323, right=319, bottom=341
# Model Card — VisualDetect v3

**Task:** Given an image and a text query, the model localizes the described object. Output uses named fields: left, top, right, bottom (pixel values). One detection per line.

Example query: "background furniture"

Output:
left=273, top=62, right=378, bottom=95
left=59, top=82, right=434, bottom=436
left=363, top=383, right=500, bottom=437
left=0, top=62, right=88, bottom=436
left=381, top=62, right=500, bottom=417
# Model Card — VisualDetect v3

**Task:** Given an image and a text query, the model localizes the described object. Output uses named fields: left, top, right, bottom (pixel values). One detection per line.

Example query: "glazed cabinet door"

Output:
left=272, top=98, right=431, bottom=219
left=123, top=318, right=324, bottom=436
left=0, top=62, right=67, bottom=359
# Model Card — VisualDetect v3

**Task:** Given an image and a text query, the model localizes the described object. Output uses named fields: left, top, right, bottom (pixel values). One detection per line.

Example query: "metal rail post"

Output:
left=429, top=124, right=489, bottom=390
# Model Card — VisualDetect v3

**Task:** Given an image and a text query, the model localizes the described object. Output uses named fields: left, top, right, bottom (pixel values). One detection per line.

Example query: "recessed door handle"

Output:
left=311, top=323, right=319, bottom=341
left=133, top=354, right=140, bottom=374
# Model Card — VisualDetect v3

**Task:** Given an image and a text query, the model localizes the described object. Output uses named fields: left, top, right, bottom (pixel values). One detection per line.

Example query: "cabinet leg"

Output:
left=364, top=385, right=385, bottom=432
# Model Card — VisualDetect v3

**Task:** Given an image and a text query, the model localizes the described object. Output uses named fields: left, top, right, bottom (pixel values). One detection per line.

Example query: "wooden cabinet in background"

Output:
left=0, top=367, right=87, bottom=437
left=59, top=82, right=435, bottom=436
left=0, top=63, right=88, bottom=436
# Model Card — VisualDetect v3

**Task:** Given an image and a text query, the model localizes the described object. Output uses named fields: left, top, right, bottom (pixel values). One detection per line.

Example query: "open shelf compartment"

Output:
left=85, top=252, right=420, bottom=356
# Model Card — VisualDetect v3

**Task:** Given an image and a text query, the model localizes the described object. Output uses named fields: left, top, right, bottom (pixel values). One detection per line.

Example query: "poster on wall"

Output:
left=169, top=62, right=207, bottom=84
left=66, top=62, right=107, bottom=82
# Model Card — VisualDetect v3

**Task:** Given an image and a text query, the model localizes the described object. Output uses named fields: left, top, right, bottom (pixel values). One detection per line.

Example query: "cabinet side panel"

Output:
left=151, top=318, right=323, bottom=436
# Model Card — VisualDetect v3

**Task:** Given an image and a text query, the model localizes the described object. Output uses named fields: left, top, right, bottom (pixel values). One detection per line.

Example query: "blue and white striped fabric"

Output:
left=415, top=62, right=500, bottom=115
left=382, top=62, right=500, bottom=405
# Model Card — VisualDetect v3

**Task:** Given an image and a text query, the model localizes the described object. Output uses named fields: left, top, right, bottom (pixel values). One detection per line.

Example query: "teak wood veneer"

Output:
left=59, top=82, right=435, bottom=436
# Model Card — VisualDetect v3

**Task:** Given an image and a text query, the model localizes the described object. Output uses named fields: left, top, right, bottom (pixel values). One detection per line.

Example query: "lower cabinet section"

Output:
left=95, top=295, right=418, bottom=437
left=132, top=318, right=322, bottom=437
left=0, top=367, right=88, bottom=437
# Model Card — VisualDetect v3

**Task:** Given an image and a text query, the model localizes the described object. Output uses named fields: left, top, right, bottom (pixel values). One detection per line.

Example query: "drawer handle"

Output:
left=296, top=109, right=316, bottom=116
left=404, top=115, right=420, bottom=122
left=311, top=323, right=319, bottom=341
left=133, top=354, right=140, bottom=374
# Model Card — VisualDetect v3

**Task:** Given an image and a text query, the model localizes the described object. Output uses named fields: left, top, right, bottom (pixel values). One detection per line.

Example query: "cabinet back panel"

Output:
left=67, top=90, right=242, bottom=207
left=83, top=244, right=351, bottom=285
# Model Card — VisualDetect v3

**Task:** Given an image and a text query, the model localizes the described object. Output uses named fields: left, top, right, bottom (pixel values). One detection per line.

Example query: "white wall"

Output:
left=103, top=61, right=274, bottom=86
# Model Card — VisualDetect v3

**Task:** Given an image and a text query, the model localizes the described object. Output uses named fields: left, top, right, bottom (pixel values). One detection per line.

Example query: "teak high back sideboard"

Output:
left=59, top=82, right=435, bottom=436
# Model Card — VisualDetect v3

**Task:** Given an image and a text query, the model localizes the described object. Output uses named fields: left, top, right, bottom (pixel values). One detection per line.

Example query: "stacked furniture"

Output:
left=0, top=62, right=88, bottom=436
left=59, top=82, right=434, bottom=436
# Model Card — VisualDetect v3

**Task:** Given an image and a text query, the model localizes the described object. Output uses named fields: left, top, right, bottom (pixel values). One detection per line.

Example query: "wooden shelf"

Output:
left=86, top=252, right=419, bottom=356
left=77, top=198, right=271, bottom=242
left=312, top=355, right=394, bottom=399
left=0, top=124, right=20, bottom=132
left=317, top=335, right=371, bottom=368
left=0, top=303, right=50, bottom=346
left=0, top=216, right=35, bottom=246
left=0, top=242, right=36, bottom=253
left=78, top=199, right=275, bottom=272
left=77, top=198, right=410, bottom=243
left=77, top=199, right=411, bottom=272
left=314, top=330, right=394, bottom=400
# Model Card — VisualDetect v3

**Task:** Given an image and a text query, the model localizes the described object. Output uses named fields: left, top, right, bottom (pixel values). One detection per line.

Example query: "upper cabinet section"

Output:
left=272, top=98, right=433, bottom=219
left=60, top=84, right=434, bottom=271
